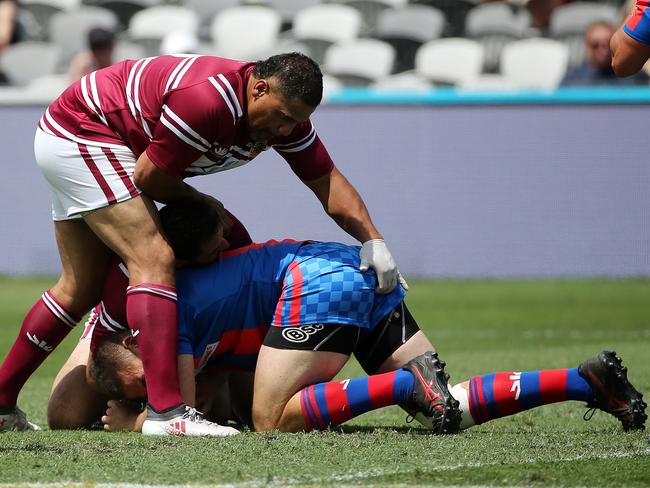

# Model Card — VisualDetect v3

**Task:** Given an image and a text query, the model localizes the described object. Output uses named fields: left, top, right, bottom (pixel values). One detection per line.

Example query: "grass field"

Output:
left=0, top=277, right=649, bottom=487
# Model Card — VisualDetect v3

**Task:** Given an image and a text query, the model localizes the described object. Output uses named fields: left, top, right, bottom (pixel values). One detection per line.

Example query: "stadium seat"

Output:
left=410, top=0, right=475, bottom=37
left=549, top=2, right=619, bottom=67
left=0, top=42, right=61, bottom=85
left=182, top=0, right=241, bottom=40
left=26, top=74, right=69, bottom=98
left=266, top=0, right=321, bottom=26
left=211, top=6, right=281, bottom=61
left=415, top=38, right=483, bottom=86
left=374, top=5, right=445, bottom=72
left=371, top=71, right=433, bottom=91
left=93, top=0, right=158, bottom=31
left=21, top=0, right=79, bottom=9
left=128, top=6, right=199, bottom=55
left=114, top=40, right=148, bottom=61
left=500, top=38, right=569, bottom=90
left=19, top=0, right=80, bottom=41
left=49, top=7, right=118, bottom=66
left=128, top=6, right=198, bottom=40
left=337, top=0, right=408, bottom=36
left=465, top=2, right=530, bottom=72
left=292, top=4, right=362, bottom=63
left=323, top=38, right=395, bottom=86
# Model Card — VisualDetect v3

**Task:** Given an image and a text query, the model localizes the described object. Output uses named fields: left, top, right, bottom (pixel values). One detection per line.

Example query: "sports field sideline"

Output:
left=1, top=277, right=648, bottom=487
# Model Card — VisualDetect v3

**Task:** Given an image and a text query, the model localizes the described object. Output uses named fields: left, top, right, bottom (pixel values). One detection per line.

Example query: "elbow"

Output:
left=611, top=57, right=637, bottom=77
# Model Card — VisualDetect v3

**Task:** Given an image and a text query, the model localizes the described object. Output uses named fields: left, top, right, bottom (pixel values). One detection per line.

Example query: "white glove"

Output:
left=359, top=239, right=408, bottom=294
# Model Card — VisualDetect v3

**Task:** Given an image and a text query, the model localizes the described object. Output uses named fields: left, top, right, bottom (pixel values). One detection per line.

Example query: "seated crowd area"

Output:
left=0, top=0, right=647, bottom=99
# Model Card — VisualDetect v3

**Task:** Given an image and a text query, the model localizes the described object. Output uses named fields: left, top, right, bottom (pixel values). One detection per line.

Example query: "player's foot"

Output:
left=141, top=404, right=239, bottom=436
left=578, top=351, right=646, bottom=431
left=0, top=406, right=41, bottom=432
left=402, top=351, right=461, bottom=434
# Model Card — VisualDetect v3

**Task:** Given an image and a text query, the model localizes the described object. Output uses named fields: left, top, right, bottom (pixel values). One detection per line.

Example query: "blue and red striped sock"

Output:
left=299, top=369, right=414, bottom=430
left=462, top=368, right=593, bottom=426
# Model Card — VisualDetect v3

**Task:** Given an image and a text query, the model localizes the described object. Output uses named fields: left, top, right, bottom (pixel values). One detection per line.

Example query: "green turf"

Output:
left=1, top=277, right=649, bottom=486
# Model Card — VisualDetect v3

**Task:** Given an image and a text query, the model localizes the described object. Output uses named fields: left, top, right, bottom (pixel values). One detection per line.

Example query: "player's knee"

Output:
left=126, top=238, right=175, bottom=283
left=252, top=405, right=280, bottom=432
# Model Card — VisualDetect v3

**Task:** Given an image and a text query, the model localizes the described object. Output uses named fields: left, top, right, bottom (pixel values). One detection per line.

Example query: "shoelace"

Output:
left=182, top=407, right=210, bottom=424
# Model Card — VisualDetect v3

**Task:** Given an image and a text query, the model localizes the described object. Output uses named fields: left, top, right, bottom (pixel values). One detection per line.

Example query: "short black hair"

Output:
left=88, top=27, right=115, bottom=52
left=253, top=52, right=323, bottom=107
left=158, top=200, right=223, bottom=261
left=91, top=331, right=133, bottom=400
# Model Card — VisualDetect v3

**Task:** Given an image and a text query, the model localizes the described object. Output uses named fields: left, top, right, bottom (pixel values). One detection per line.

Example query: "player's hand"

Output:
left=359, top=239, right=408, bottom=294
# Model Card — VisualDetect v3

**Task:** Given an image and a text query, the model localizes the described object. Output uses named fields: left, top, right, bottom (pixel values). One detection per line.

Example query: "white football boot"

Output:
left=0, top=406, right=42, bottom=432
left=142, top=404, right=239, bottom=436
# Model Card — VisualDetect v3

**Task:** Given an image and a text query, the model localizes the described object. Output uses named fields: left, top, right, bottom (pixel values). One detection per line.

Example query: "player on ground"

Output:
left=611, top=1, right=650, bottom=75
left=83, top=203, right=645, bottom=435
left=0, top=52, right=404, bottom=435
left=47, top=199, right=253, bottom=430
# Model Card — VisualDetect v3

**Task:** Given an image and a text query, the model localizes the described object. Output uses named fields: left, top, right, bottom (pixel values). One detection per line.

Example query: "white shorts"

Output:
left=34, top=128, right=142, bottom=221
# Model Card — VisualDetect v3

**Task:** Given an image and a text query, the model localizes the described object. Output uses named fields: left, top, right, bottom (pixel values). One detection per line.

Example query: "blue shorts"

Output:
left=271, top=242, right=406, bottom=329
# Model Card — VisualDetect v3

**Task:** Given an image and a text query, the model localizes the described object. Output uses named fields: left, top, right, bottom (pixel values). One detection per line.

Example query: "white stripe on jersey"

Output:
left=208, top=77, right=236, bottom=125
left=89, top=71, right=107, bottom=125
left=273, top=122, right=315, bottom=150
left=162, top=105, right=210, bottom=146
left=133, top=58, right=154, bottom=139
left=275, top=129, right=316, bottom=153
left=160, top=113, right=209, bottom=152
left=172, top=55, right=200, bottom=90
left=41, top=292, right=77, bottom=328
left=164, top=55, right=196, bottom=94
left=42, top=109, right=130, bottom=151
left=217, top=74, right=243, bottom=118
left=80, top=75, right=108, bottom=126
left=126, top=58, right=144, bottom=121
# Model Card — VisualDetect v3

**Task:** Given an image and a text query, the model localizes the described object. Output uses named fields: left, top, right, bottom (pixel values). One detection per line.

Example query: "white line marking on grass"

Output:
left=1, top=450, right=647, bottom=488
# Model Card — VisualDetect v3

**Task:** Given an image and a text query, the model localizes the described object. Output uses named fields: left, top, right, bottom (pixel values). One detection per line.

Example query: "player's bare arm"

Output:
left=611, top=27, right=650, bottom=76
left=304, top=168, right=404, bottom=293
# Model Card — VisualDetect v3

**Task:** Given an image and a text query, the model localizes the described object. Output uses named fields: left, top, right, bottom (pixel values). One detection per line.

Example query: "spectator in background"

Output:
left=562, top=20, right=649, bottom=86
left=67, top=27, right=115, bottom=82
left=0, top=0, right=18, bottom=84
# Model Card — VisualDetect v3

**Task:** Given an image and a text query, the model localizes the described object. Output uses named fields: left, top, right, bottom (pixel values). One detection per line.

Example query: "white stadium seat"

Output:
left=211, top=6, right=281, bottom=61
left=375, top=5, right=445, bottom=44
left=0, top=42, right=61, bottom=85
left=293, top=4, right=361, bottom=44
left=128, top=6, right=199, bottom=40
left=500, top=38, right=569, bottom=90
left=415, top=38, right=483, bottom=86
left=49, top=7, right=118, bottom=64
left=324, top=39, right=395, bottom=85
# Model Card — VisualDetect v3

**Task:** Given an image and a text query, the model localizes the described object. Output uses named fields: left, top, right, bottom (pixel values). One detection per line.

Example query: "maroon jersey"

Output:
left=40, top=55, right=334, bottom=181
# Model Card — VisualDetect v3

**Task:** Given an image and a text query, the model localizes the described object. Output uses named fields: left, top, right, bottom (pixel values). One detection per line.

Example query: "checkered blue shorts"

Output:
left=271, top=242, right=406, bottom=329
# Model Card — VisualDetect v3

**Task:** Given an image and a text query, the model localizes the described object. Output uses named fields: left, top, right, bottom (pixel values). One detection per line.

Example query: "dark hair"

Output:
left=253, top=52, right=323, bottom=107
left=158, top=199, right=223, bottom=261
left=88, top=27, right=115, bottom=52
left=91, top=331, right=133, bottom=399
